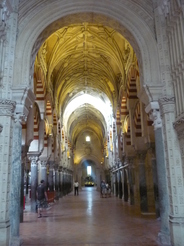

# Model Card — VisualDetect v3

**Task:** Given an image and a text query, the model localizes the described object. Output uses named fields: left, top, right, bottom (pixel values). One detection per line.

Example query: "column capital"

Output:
left=40, top=160, right=47, bottom=167
left=145, top=102, right=162, bottom=130
left=158, top=96, right=175, bottom=115
left=173, top=117, right=184, bottom=139
left=0, top=99, right=16, bottom=116
left=27, top=155, right=39, bottom=166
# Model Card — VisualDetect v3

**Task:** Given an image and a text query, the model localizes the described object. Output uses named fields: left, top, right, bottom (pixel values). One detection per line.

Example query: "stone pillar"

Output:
left=55, top=165, right=59, bottom=199
left=145, top=148, right=156, bottom=214
left=159, top=97, right=184, bottom=246
left=0, top=100, right=15, bottom=246
left=123, top=169, right=128, bottom=202
left=134, top=157, right=140, bottom=207
left=55, top=165, right=59, bottom=190
left=40, top=160, right=47, bottom=187
left=115, top=171, right=118, bottom=197
left=20, top=155, right=27, bottom=223
left=95, top=167, right=100, bottom=191
left=128, top=157, right=135, bottom=205
left=48, top=162, right=54, bottom=191
left=138, top=152, right=148, bottom=213
left=152, top=157, right=160, bottom=218
left=59, top=167, right=63, bottom=197
left=9, top=114, right=23, bottom=246
left=118, top=169, right=122, bottom=199
left=146, top=101, right=170, bottom=244
left=20, top=158, right=25, bottom=223
left=28, top=156, right=38, bottom=212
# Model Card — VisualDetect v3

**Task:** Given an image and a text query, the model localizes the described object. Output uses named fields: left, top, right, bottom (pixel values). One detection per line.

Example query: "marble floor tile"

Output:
left=20, top=187, right=160, bottom=246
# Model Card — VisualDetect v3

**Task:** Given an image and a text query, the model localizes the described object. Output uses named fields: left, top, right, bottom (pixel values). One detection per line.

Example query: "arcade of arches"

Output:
left=1, top=0, right=184, bottom=245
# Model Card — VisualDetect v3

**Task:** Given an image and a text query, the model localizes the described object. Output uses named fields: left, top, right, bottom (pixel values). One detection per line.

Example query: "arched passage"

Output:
left=14, top=1, right=160, bottom=94
left=1, top=1, right=175, bottom=246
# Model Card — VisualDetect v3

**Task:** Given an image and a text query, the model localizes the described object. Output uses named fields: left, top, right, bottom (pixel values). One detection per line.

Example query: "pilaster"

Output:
left=0, top=99, right=15, bottom=246
left=159, top=96, right=184, bottom=246
left=146, top=100, right=171, bottom=245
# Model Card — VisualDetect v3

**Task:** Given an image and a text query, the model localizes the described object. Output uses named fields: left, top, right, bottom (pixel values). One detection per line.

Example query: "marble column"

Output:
left=138, top=152, right=148, bottom=213
left=40, top=160, right=47, bottom=187
left=20, top=157, right=26, bottom=223
left=59, top=167, right=63, bottom=197
left=159, top=97, right=184, bottom=246
left=48, top=162, right=54, bottom=191
left=55, top=166, right=59, bottom=199
left=123, top=169, right=129, bottom=202
left=128, top=158, right=135, bottom=205
left=152, top=157, right=160, bottom=218
left=28, top=156, right=38, bottom=212
left=0, top=100, right=15, bottom=246
left=146, top=102, right=170, bottom=244
left=118, top=170, right=122, bottom=199
left=9, top=114, right=23, bottom=246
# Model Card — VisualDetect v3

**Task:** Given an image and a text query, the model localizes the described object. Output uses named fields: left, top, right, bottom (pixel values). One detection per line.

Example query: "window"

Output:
left=87, top=166, right=91, bottom=175
left=86, top=136, right=90, bottom=142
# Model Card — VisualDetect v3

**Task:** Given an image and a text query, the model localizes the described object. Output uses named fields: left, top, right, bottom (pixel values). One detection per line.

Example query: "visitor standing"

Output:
left=36, top=180, right=48, bottom=218
left=74, top=180, right=79, bottom=195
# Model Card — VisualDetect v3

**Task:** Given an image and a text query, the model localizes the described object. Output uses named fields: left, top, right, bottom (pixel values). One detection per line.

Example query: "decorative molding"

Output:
left=161, top=0, right=170, bottom=17
left=13, top=112, right=27, bottom=124
left=12, top=87, right=36, bottom=119
left=0, top=0, right=12, bottom=40
left=0, top=99, right=16, bottom=116
left=158, top=97, right=175, bottom=116
left=40, top=160, right=48, bottom=168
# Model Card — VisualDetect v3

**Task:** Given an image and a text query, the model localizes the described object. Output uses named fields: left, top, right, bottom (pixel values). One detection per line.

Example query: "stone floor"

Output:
left=20, top=187, right=160, bottom=246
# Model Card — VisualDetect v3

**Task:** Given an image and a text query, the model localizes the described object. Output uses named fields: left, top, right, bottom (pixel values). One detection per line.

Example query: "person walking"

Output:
left=36, top=180, right=48, bottom=218
left=100, top=180, right=106, bottom=198
left=74, top=180, right=79, bottom=195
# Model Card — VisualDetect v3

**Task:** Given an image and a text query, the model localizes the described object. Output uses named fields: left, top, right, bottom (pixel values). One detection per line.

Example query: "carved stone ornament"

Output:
left=27, top=155, right=39, bottom=166
left=173, top=117, right=184, bottom=139
left=0, top=99, right=16, bottom=116
left=13, top=112, right=27, bottom=124
left=158, top=97, right=175, bottom=116
left=145, top=102, right=162, bottom=130
left=0, top=123, right=3, bottom=133
left=40, top=160, right=48, bottom=168
left=161, top=0, right=170, bottom=16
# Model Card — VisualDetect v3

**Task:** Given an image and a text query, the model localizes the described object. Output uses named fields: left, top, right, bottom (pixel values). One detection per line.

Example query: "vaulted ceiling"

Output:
left=35, top=22, right=136, bottom=164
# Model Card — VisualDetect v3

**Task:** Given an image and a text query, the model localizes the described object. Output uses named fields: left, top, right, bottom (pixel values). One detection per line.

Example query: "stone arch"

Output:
left=13, top=1, right=160, bottom=99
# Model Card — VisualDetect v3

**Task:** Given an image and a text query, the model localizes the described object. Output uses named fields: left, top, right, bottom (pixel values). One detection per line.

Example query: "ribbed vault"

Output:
left=44, top=23, right=129, bottom=114
left=34, top=22, right=134, bottom=165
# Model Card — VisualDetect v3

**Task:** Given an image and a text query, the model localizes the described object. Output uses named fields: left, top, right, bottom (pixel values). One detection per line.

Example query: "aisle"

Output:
left=20, top=187, right=160, bottom=245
